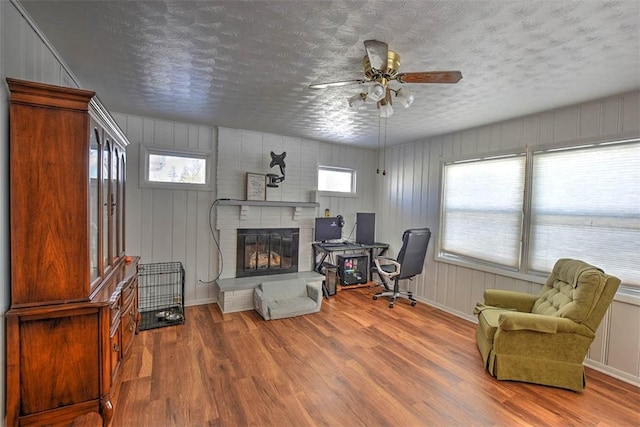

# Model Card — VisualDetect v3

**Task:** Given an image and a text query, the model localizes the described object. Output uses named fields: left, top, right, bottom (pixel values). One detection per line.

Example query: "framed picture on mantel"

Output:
left=246, top=173, right=266, bottom=201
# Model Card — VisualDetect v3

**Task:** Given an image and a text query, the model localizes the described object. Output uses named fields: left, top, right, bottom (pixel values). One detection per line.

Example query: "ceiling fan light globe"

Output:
left=348, top=93, right=366, bottom=109
left=403, top=94, right=414, bottom=108
left=369, top=82, right=386, bottom=102
left=396, top=88, right=415, bottom=108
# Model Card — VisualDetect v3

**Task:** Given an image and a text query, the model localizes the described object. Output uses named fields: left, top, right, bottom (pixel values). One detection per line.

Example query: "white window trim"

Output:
left=435, top=133, right=640, bottom=290
left=317, top=165, right=357, bottom=197
left=317, top=191, right=358, bottom=199
left=139, top=145, right=213, bottom=191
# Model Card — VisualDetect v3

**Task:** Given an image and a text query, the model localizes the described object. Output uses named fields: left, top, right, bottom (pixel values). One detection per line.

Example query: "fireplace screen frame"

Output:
left=236, top=228, right=299, bottom=278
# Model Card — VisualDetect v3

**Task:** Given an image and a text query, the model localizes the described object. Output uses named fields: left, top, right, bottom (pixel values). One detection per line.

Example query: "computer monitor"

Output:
left=314, top=217, right=342, bottom=242
left=356, top=212, right=375, bottom=244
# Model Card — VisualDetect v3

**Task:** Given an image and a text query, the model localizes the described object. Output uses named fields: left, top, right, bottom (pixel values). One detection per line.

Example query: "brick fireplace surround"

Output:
left=213, top=128, right=325, bottom=313
left=214, top=200, right=324, bottom=313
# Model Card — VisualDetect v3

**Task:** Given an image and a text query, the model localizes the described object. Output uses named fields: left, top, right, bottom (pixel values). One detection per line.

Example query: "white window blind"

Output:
left=441, top=155, right=526, bottom=268
left=529, top=142, right=640, bottom=285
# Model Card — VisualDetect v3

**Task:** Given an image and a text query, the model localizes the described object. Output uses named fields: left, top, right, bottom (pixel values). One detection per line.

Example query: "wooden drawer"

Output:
left=109, top=321, right=121, bottom=385
left=121, top=276, right=137, bottom=306
left=110, top=299, right=121, bottom=326
left=120, top=288, right=137, bottom=357
left=120, top=310, right=135, bottom=358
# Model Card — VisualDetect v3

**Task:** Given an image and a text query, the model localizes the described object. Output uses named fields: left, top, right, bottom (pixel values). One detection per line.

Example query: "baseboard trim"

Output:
left=584, top=359, right=640, bottom=388
left=185, top=297, right=217, bottom=307
left=415, top=296, right=640, bottom=389
left=415, top=296, right=477, bottom=323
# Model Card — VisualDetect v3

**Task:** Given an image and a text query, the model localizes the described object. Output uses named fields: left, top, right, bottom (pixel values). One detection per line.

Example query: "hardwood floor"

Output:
left=107, top=287, right=639, bottom=426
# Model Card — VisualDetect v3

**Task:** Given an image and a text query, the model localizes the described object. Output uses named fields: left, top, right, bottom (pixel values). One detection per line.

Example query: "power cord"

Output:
left=346, top=221, right=356, bottom=241
left=197, top=197, right=238, bottom=284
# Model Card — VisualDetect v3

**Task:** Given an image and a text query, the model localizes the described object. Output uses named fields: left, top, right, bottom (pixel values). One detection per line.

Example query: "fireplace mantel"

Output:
left=218, top=199, right=319, bottom=220
left=218, top=199, right=319, bottom=208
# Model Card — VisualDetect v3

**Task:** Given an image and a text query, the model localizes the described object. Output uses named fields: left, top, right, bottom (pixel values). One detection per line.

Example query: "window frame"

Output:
left=438, top=150, right=527, bottom=272
left=317, top=165, right=357, bottom=197
left=436, top=135, right=640, bottom=289
left=140, top=145, right=213, bottom=191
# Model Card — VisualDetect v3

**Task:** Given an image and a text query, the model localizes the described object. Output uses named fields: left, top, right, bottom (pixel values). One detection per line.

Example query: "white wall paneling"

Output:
left=317, top=141, right=378, bottom=240
left=0, top=4, right=8, bottom=425
left=1, top=1, right=87, bottom=423
left=376, top=91, right=640, bottom=385
left=114, top=113, right=220, bottom=306
left=216, top=127, right=377, bottom=279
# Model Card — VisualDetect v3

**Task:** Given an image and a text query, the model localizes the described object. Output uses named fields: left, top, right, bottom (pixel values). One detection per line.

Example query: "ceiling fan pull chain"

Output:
left=383, top=116, right=388, bottom=176
left=376, top=114, right=381, bottom=174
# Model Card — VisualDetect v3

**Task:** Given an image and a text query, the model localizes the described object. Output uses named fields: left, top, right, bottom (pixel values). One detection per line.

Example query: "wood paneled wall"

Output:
left=118, top=122, right=378, bottom=299
left=113, top=113, right=219, bottom=306
left=215, top=128, right=321, bottom=279
left=214, top=128, right=377, bottom=278
left=374, top=90, right=640, bottom=386
left=316, top=142, right=379, bottom=234
left=1, top=1, right=84, bottom=423
left=0, top=1, right=86, bottom=424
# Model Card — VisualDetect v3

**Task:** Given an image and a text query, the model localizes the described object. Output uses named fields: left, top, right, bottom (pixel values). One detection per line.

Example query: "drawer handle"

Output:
left=113, top=343, right=120, bottom=352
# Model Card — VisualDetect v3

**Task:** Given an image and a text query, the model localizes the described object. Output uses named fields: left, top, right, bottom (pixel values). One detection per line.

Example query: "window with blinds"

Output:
left=529, top=141, right=640, bottom=285
left=441, top=154, right=526, bottom=269
left=439, top=139, right=640, bottom=287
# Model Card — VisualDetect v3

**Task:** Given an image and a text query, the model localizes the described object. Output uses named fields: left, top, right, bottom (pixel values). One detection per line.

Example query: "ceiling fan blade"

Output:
left=364, top=39, right=389, bottom=73
left=396, top=71, right=463, bottom=84
left=309, top=79, right=367, bottom=90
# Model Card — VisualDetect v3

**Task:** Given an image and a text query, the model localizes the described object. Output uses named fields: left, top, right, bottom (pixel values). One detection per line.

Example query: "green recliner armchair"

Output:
left=474, top=258, right=620, bottom=392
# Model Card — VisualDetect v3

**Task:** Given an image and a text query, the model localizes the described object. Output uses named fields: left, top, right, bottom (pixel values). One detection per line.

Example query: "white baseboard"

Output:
left=185, top=297, right=217, bottom=307
left=584, top=359, right=640, bottom=388
left=415, top=296, right=477, bottom=323
left=415, top=296, right=640, bottom=390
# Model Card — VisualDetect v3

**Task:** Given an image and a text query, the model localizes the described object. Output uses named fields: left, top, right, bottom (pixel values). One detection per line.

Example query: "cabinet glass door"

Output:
left=89, top=122, right=100, bottom=283
left=111, top=147, right=119, bottom=263
left=103, top=140, right=112, bottom=272
left=118, top=152, right=126, bottom=256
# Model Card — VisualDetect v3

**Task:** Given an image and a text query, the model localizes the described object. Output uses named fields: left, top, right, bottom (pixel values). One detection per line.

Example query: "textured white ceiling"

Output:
left=17, top=0, right=640, bottom=148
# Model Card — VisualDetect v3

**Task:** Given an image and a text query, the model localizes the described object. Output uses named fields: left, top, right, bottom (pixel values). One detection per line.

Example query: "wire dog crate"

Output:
left=138, top=262, right=185, bottom=331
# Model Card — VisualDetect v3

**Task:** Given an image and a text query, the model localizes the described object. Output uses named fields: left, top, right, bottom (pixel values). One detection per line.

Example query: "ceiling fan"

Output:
left=309, top=40, right=462, bottom=117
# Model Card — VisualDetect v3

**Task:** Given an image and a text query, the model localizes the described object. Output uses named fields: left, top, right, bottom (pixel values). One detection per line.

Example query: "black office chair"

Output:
left=372, top=228, right=431, bottom=308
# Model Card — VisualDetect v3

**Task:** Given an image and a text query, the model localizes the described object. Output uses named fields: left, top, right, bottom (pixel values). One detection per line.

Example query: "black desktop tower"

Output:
left=356, top=212, right=375, bottom=245
left=324, top=266, right=338, bottom=296
left=337, top=254, right=369, bottom=285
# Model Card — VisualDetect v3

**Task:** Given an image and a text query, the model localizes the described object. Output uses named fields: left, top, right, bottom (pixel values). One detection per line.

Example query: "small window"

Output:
left=141, top=146, right=212, bottom=190
left=318, top=166, right=356, bottom=195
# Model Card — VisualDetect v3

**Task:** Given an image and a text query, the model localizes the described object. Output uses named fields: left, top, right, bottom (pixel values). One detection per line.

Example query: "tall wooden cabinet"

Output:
left=5, top=78, right=139, bottom=426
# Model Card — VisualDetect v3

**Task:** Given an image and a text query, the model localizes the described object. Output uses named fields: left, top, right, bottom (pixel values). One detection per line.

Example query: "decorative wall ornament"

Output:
left=267, top=151, right=286, bottom=188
